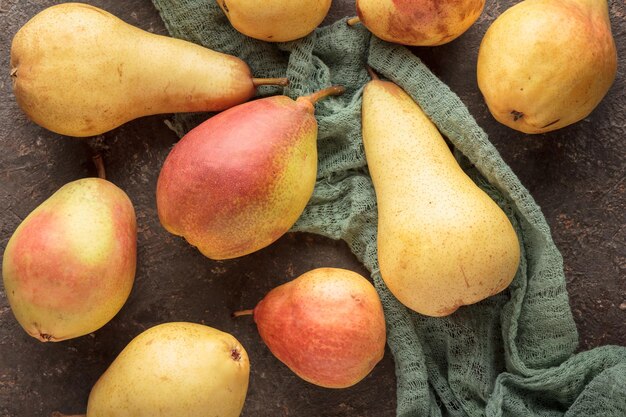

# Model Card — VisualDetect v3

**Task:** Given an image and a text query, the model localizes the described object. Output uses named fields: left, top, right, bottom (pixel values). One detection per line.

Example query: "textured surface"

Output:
left=0, top=1, right=624, bottom=417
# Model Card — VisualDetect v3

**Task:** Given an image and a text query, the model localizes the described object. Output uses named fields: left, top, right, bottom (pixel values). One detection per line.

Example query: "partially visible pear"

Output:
left=218, top=0, right=332, bottom=42
left=55, top=322, right=249, bottom=417
left=353, top=0, right=485, bottom=46
left=2, top=177, right=136, bottom=341
left=157, top=86, right=344, bottom=260
left=477, top=0, right=617, bottom=134
left=362, top=77, right=520, bottom=317
left=234, top=268, right=386, bottom=389
left=10, top=3, right=287, bottom=137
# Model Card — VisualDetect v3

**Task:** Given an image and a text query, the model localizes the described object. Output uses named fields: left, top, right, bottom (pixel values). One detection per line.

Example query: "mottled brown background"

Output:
left=0, top=1, right=624, bottom=416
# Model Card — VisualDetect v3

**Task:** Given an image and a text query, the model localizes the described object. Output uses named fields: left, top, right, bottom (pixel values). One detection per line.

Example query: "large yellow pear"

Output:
left=477, top=0, right=617, bottom=134
left=10, top=3, right=285, bottom=137
left=84, top=323, right=249, bottom=417
left=362, top=79, right=520, bottom=317
left=218, top=0, right=332, bottom=42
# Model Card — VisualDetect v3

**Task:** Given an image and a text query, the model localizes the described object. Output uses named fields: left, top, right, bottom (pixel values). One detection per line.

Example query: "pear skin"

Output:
left=355, top=0, right=485, bottom=46
left=238, top=268, right=386, bottom=388
left=362, top=79, right=520, bottom=317
left=156, top=86, right=344, bottom=260
left=2, top=178, right=136, bottom=341
left=218, top=0, right=332, bottom=42
left=10, top=3, right=287, bottom=137
left=477, top=0, right=617, bottom=133
left=84, top=323, right=249, bottom=417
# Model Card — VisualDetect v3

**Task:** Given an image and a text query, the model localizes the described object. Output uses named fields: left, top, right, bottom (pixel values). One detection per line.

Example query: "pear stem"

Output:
left=366, top=66, right=380, bottom=81
left=51, top=412, right=86, bottom=417
left=347, top=16, right=361, bottom=27
left=301, top=86, right=346, bottom=106
left=232, top=309, right=254, bottom=318
left=92, top=154, right=106, bottom=180
left=252, top=77, right=289, bottom=87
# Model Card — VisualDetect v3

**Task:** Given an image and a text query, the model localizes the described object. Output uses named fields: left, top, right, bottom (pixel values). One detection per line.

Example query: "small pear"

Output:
left=157, top=86, right=344, bottom=260
left=234, top=268, right=386, bottom=388
left=2, top=177, right=136, bottom=341
left=477, top=0, right=617, bottom=133
left=218, top=0, right=332, bottom=42
left=353, top=0, right=485, bottom=46
left=362, top=77, right=520, bottom=317
left=10, top=3, right=287, bottom=137
left=54, top=322, right=249, bottom=417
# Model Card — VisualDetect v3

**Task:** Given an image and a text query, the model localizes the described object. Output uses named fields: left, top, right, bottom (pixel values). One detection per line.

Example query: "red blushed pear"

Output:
left=348, top=0, right=485, bottom=46
left=2, top=158, right=136, bottom=342
left=156, top=86, right=345, bottom=260
left=234, top=268, right=387, bottom=388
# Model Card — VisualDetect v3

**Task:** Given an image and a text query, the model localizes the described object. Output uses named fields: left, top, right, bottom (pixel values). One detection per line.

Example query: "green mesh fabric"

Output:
left=150, top=1, right=626, bottom=416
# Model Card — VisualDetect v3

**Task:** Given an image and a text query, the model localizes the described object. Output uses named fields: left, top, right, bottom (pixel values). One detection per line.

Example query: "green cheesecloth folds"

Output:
left=150, top=1, right=626, bottom=416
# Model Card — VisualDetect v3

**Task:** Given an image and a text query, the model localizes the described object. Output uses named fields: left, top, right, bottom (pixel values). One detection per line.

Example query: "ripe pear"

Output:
left=352, top=0, right=485, bottom=46
left=2, top=177, right=136, bottom=342
left=477, top=0, right=617, bottom=134
left=156, top=86, right=344, bottom=260
left=218, top=0, right=332, bottom=42
left=54, top=322, right=249, bottom=417
left=234, top=268, right=386, bottom=388
left=362, top=77, right=520, bottom=317
left=9, top=3, right=287, bottom=137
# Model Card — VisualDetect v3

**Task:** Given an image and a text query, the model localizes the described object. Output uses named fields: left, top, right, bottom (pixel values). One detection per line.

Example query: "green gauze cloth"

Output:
left=150, top=1, right=626, bottom=416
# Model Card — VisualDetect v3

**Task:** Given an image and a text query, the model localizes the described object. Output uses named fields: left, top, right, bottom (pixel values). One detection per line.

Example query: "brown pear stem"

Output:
left=252, top=77, right=289, bottom=87
left=366, top=66, right=380, bottom=81
left=232, top=309, right=254, bottom=318
left=300, top=86, right=346, bottom=106
left=347, top=16, right=361, bottom=26
left=92, top=154, right=106, bottom=180
left=10, top=67, right=17, bottom=77
left=51, top=412, right=86, bottom=417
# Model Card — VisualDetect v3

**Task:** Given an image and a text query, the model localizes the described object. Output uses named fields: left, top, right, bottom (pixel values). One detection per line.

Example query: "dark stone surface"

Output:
left=0, top=1, right=624, bottom=416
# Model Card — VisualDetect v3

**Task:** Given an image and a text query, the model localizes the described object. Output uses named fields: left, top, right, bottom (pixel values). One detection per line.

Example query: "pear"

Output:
left=156, top=86, right=344, bottom=260
left=9, top=3, right=287, bottom=137
left=477, top=0, right=617, bottom=134
left=351, top=0, right=485, bottom=46
left=234, top=268, right=386, bottom=388
left=53, top=322, right=249, bottom=417
left=218, top=0, right=332, bottom=42
left=361, top=77, right=520, bottom=317
left=2, top=177, right=136, bottom=341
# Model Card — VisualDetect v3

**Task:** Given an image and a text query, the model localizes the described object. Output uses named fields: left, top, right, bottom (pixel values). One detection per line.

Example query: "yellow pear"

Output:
left=10, top=3, right=287, bottom=137
left=54, top=323, right=250, bottom=417
left=477, top=0, right=617, bottom=134
left=362, top=78, right=520, bottom=317
left=218, top=0, right=332, bottom=42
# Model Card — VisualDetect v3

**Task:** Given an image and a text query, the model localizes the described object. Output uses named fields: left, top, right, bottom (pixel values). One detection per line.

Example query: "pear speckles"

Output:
left=511, top=110, right=524, bottom=121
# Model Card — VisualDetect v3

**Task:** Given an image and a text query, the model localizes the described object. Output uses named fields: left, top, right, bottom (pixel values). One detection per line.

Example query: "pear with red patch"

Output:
left=156, top=86, right=344, bottom=260
left=352, top=0, right=485, bottom=46
left=234, top=268, right=386, bottom=389
left=2, top=177, right=136, bottom=342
